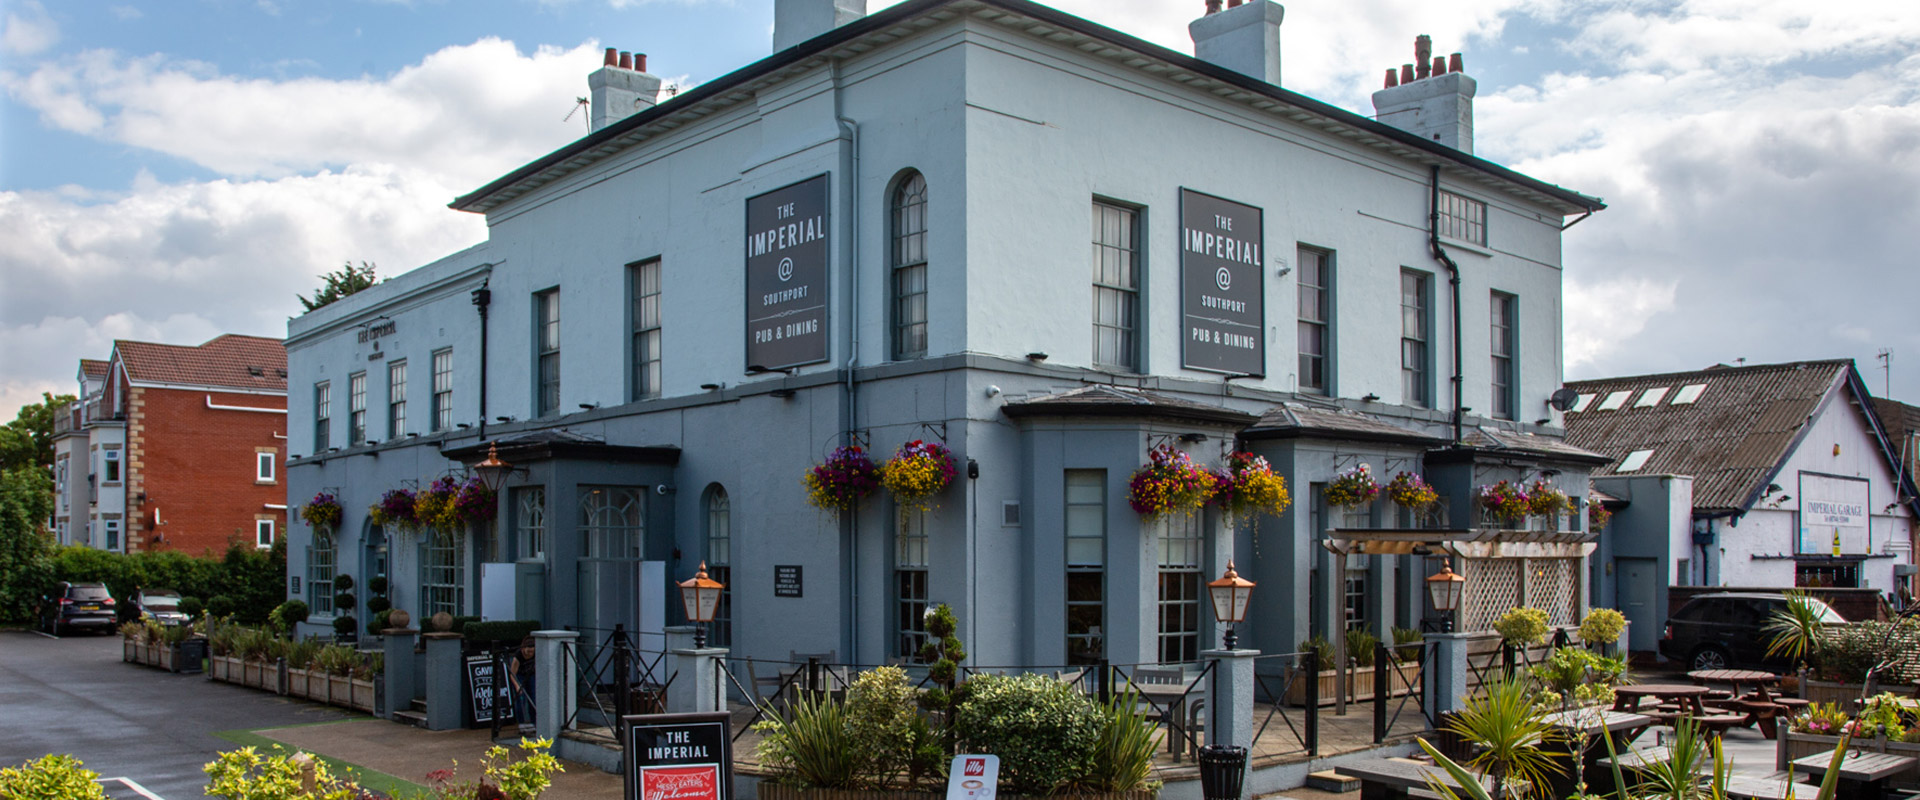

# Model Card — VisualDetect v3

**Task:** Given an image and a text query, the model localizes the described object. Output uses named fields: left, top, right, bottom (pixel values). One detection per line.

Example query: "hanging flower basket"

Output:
left=455, top=477, right=496, bottom=524
left=1386, top=472, right=1438, bottom=509
left=1478, top=480, right=1531, bottom=521
left=300, top=492, right=342, bottom=531
left=1128, top=444, right=1218, bottom=521
left=804, top=445, right=880, bottom=512
left=368, top=489, right=419, bottom=530
left=1212, top=452, right=1291, bottom=522
left=1588, top=500, right=1612, bottom=531
left=414, top=477, right=465, bottom=530
left=1527, top=481, right=1570, bottom=517
left=1324, top=464, right=1379, bottom=508
left=880, top=440, right=958, bottom=512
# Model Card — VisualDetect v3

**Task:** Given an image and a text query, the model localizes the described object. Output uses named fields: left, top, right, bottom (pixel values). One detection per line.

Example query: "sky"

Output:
left=3, top=0, right=1919, bottom=421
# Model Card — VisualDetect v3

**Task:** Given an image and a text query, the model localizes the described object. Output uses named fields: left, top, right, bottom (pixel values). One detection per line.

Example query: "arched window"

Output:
left=308, top=529, right=336, bottom=616
left=705, top=485, right=732, bottom=648
left=891, top=171, right=928, bottom=359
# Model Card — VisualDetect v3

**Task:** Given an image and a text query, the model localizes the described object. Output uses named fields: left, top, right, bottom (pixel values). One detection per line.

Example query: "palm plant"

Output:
left=1443, top=676, right=1564, bottom=800
left=1068, top=686, right=1163, bottom=794
left=1762, top=590, right=1826, bottom=667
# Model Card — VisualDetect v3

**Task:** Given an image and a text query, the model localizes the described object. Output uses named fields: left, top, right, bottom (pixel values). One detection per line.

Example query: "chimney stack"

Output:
left=589, top=48, right=664, bottom=133
left=1370, top=35, right=1476, bottom=154
left=774, top=0, right=867, bottom=52
left=1189, top=0, right=1285, bottom=85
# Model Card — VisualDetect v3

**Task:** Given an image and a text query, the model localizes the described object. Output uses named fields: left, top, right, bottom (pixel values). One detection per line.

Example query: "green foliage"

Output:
left=1444, top=676, right=1564, bottom=799
left=179, top=596, right=206, bottom=618
left=1066, top=687, right=1163, bottom=794
left=1391, top=627, right=1425, bottom=663
left=463, top=620, right=540, bottom=646
left=1347, top=628, right=1380, bottom=667
left=1416, top=738, right=1495, bottom=800
left=1529, top=647, right=1625, bottom=711
left=479, top=738, right=563, bottom=800
left=286, top=637, right=323, bottom=670
left=953, top=673, right=1103, bottom=796
left=1765, top=591, right=1828, bottom=667
left=1634, top=718, right=1731, bottom=800
left=1576, top=608, right=1627, bottom=646
left=845, top=666, right=921, bottom=788
left=47, top=541, right=285, bottom=625
left=1811, top=618, right=1920, bottom=682
left=917, top=603, right=968, bottom=732
left=209, top=595, right=239, bottom=619
left=297, top=261, right=378, bottom=313
left=366, top=576, right=388, bottom=595
left=0, top=753, right=110, bottom=800
left=754, top=666, right=939, bottom=791
left=753, top=692, right=863, bottom=788
left=203, top=747, right=364, bottom=800
left=1300, top=636, right=1334, bottom=668
left=368, top=609, right=392, bottom=636
left=0, top=466, right=55, bottom=622
left=332, top=592, right=356, bottom=612
left=1791, top=702, right=1850, bottom=736
left=1492, top=607, right=1551, bottom=647
left=332, top=615, right=357, bottom=636
left=0, top=392, right=75, bottom=472
left=1853, top=693, right=1909, bottom=740
left=269, top=599, right=310, bottom=632
left=331, top=574, right=353, bottom=592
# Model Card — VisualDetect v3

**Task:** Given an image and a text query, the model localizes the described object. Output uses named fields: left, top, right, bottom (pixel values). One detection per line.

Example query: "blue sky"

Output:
left=4, top=0, right=1920, bottom=419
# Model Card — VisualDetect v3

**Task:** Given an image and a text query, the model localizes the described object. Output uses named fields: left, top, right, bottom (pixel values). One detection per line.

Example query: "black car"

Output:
left=1658, top=591, right=1845, bottom=671
left=133, top=589, right=190, bottom=626
left=38, top=581, right=118, bottom=635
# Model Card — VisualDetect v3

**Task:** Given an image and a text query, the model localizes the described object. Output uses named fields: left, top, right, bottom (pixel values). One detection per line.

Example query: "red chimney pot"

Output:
left=1205, top=0, right=1222, bottom=14
left=604, top=47, right=618, bottom=67
left=1401, top=64, right=1415, bottom=85
left=1433, top=56, right=1446, bottom=76
left=1384, top=68, right=1399, bottom=88
left=636, top=53, right=647, bottom=72
left=619, top=51, right=633, bottom=70
left=1449, top=53, right=1463, bottom=73
left=1227, top=0, right=1243, bottom=7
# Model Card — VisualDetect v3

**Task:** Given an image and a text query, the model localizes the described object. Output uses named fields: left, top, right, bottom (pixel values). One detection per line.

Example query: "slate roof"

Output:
left=1242, top=402, right=1444, bottom=446
left=113, top=334, right=288, bottom=393
left=1873, top=398, right=1920, bottom=437
left=80, top=359, right=109, bottom=377
left=1563, top=359, right=1857, bottom=514
left=1461, top=427, right=1611, bottom=464
left=1001, top=385, right=1256, bottom=426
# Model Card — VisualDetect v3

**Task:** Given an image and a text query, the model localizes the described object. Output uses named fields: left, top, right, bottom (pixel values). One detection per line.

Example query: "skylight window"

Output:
left=1671, top=384, right=1707, bottom=405
left=1617, top=449, right=1654, bottom=472
left=1597, top=391, right=1631, bottom=411
left=1635, top=387, right=1670, bottom=408
left=1571, top=394, right=1597, bottom=413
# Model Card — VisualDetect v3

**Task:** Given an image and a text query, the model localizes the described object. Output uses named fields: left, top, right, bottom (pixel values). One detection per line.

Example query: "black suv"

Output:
left=38, top=581, right=118, bottom=636
left=1659, top=592, right=1845, bottom=671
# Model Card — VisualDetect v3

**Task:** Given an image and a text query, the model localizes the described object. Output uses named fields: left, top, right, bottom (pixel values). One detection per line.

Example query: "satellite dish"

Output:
left=1548, top=387, right=1580, bottom=412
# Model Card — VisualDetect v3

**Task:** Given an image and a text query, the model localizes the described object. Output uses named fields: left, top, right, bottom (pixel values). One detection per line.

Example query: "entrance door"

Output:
left=1617, top=558, right=1659, bottom=652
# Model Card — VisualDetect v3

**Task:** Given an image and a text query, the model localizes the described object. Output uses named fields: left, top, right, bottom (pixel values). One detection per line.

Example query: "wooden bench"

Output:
left=1792, top=750, right=1917, bottom=800
left=1596, top=743, right=1677, bottom=774
left=1336, top=759, right=1493, bottom=800
left=1724, top=772, right=1821, bottom=800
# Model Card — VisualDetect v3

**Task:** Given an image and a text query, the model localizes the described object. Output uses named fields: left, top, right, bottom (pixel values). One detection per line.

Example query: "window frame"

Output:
left=255, top=519, right=274, bottom=549
left=1296, top=246, right=1334, bottom=395
left=1064, top=469, right=1107, bottom=665
left=388, top=359, right=407, bottom=439
left=1156, top=513, right=1204, bottom=664
left=891, top=171, right=929, bottom=360
left=256, top=451, right=275, bottom=483
left=631, top=260, right=663, bottom=401
left=535, top=289, right=561, bottom=416
left=348, top=371, right=367, bottom=444
left=102, top=448, right=121, bottom=483
left=421, top=528, right=466, bottom=617
left=313, top=381, right=331, bottom=449
left=894, top=505, right=930, bottom=661
left=309, top=530, right=335, bottom=616
left=1400, top=269, right=1432, bottom=408
left=1090, top=199, right=1143, bottom=373
left=705, top=485, right=732, bottom=648
left=105, top=519, right=121, bottom=551
left=1490, top=291, right=1517, bottom=420
left=1438, top=190, right=1488, bottom=245
left=431, top=349, right=453, bottom=432
left=515, top=486, right=547, bottom=562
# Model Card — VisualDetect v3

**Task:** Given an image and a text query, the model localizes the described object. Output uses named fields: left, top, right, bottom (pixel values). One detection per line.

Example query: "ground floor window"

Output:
left=309, top=532, right=336, bottom=616
left=422, top=529, right=465, bottom=618
left=896, top=508, right=929, bottom=660
left=1344, top=569, right=1368, bottom=632
left=515, top=487, right=546, bottom=561
left=580, top=487, right=645, bottom=558
left=1796, top=561, right=1860, bottom=588
left=706, top=485, right=731, bottom=648
left=1065, top=470, right=1106, bottom=666
left=1156, top=513, right=1202, bottom=663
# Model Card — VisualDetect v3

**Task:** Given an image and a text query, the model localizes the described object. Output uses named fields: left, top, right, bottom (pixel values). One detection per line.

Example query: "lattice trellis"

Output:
left=1462, top=558, right=1522, bottom=633
left=1533, top=558, right=1579, bottom=626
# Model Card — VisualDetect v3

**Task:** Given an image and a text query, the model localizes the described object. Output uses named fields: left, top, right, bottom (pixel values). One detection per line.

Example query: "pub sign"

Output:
left=745, top=174, right=831, bottom=371
left=624, top=712, right=733, bottom=800
left=1179, top=188, right=1265, bottom=375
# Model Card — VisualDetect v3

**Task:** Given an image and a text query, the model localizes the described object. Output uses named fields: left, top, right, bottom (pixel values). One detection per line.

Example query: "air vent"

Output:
left=1002, top=501, right=1022, bottom=527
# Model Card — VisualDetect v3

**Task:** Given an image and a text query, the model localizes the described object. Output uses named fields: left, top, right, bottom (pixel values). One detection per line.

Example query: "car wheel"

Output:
left=1690, top=645, right=1730, bottom=671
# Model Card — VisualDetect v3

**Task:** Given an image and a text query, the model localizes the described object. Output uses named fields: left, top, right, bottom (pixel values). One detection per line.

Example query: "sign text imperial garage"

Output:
left=745, top=174, right=831, bottom=371
left=1179, top=189, right=1265, bottom=376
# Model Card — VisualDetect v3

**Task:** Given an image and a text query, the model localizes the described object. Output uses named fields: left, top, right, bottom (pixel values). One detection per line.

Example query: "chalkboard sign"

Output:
left=774, top=565, right=803, bottom=598
left=465, top=654, right=515, bottom=725
left=624, top=712, right=733, bottom=800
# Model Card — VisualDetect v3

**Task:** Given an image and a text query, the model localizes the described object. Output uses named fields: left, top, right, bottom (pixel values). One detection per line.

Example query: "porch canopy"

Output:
left=1321, top=526, right=1598, bottom=633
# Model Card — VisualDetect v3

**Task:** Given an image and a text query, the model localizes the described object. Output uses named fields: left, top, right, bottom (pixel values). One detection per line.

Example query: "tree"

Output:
left=0, top=466, right=54, bottom=622
left=0, top=391, right=76, bottom=472
left=297, top=261, right=378, bottom=312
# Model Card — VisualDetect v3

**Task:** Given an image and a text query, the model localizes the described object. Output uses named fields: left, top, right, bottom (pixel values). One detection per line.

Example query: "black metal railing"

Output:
left=560, top=624, right=675, bottom=746
left=1105, top=660, right=1216, bottom=762
left=1374, top=641, right=1431, bottom=743
left=1251, top=650, right=1317, bottom=758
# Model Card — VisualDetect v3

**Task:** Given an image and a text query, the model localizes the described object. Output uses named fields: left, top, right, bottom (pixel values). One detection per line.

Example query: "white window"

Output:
left=515, top=487, right=546, bottom=560
left=895, top=508, right=929, bottom=660
left=1617, top=449, right=1654, bottom=473
left=256, top=452, right=275, bottom=482
left=308, top=531, right=335, bottom=615
left=255, top=519, right=275, bottom=548
left=103, top=449, right=121, bottom=483
left=1571, top=393, right=1597, bottom=413
left=1438, top=190, right=1487, bottom=245
left=348, top=372, right=367, bottom=444
left=1298, top=247, right=1333, bottom=394
left=1672, top=384, right=1708, bottom=405
left=1091, top=201, right=1140, bottom=372
left=632, top=261, right=662, bottom=400
left=105, top=519, right=121, bottom=550
left=892, top=172, right=929, bottom=360
left=388, top=360, right=407, bottom=438
left=535, top=289, right=561, bottom=416
left=1157, top=513, right=1203, bottom=664
left=1597, top=391, right=1631, bottom=411
left=1065, top=470, right=1106, bottom=665
left=431, top=349, right=453, bottom=431
left=421, top=528, right=465, bottom=617
left=1635, top=387, right=1670, bottom=408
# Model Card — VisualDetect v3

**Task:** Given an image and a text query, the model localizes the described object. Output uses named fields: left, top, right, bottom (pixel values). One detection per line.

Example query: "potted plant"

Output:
left=300, top=491, right=342, bottom=534
left=368, top=488, right=418, bottom=531
left=1325, top=464, right=1379, bottom=509
left=879, top=439, right=958, bottom=517
left=349, top=651, right=382, bottom=713
left=1286, top=635, right=1374, bottom=706
left=1127, top=444, right=1217, bottom=522
left=802, top=445, right=880, bottom=514
left=1211, top=452, right=1292, bottom=553
left=1478, top=481, right=1531, bottom=527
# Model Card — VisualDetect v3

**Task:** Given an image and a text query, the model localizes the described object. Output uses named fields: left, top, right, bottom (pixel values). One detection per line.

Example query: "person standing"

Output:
left=509, top=637, right=537, bottom=733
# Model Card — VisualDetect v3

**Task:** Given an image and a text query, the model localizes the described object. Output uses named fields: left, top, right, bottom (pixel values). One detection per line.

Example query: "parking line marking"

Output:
left=98, top=777, right=166, bottom=799
left=30, top=630, right=59, bottom=640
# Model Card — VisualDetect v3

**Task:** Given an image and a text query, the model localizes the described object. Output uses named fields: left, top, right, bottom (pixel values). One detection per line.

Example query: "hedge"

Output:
left=464, top=620, right=541, bottom=646
left=47, top=540, right=286, bottom=625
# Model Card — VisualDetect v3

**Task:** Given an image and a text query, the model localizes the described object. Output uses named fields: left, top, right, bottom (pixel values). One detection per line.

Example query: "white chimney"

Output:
left=1189, top=0, right=1285, bottom=86
left=590, top=48, right=664, bottom=133
left=774, top=0, right=867, bottom=52
left=1371, top=36, right=1476, bottom=154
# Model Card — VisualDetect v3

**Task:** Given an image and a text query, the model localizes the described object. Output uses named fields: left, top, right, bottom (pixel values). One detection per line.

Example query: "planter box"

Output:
left=123, top=638, right=137, bottom=662
left=1780, top=732, right=1920, bottom=788
left=329, top=674, right=354, bottom=707
left=286, top=668, right=310, bottom=700
left=210, top=655, right=240, bottom=683
left=757, top=785, right=1156, bottom=800
left=156, top=644, right=176, bottom=671
left=1283, top=662, right=1420, bottom=706
left=1805, top=680, right=1868, bottom=709
left=349, top=677, right=378, bottom=713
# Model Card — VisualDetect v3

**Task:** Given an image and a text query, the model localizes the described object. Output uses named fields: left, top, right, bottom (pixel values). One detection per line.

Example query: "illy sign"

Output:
left=946, top=754, right=999, bottom=800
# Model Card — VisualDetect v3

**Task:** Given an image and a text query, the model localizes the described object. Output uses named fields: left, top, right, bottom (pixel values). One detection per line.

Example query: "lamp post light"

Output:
left=679, top=561, right=726, bottom=649
left=1207, top=559, right=1256, bottom=650
left=1426, top=560, right=1465, bottom=633
left=473, top=442, right=514, bottom=493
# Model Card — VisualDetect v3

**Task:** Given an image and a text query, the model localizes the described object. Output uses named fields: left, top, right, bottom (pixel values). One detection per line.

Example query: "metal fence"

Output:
left=562, top=624, right=675, bottom=746
left=1251, top=650, right=1319, bottom=758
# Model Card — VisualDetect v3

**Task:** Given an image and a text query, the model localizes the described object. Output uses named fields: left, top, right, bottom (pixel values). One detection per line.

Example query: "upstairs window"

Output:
left=388, top=360, right=407, bottom=438
left=535, top=289, right=561, bottom=416
left=1400, top=270, right=1430, bottom=407
left=256, top=451, right=275, bottom=483
left=632, top=260, right=662, bottom=400
left=1490, top=292, right=1516, bottom=419
left=431, top=349, right=453, bottom=432
left=1438, top=190, right=1487, bottom=245
left=348, top=371, right=367, bottom=444
left=1091, top=201, right=1140, bottom=372
left=314, top=381, right=331, bottom=449
left=892, top=172, right=929, bottom=360
left=103, top=449, right=121, bottom=483
left=1297, top=247, right=1333, bottom=394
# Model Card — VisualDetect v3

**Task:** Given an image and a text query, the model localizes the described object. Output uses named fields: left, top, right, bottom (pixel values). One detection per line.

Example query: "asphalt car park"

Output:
left=0, top=629, right=359, bottom=799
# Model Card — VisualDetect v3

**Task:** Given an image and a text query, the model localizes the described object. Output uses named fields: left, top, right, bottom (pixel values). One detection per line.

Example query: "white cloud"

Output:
left=1, top=0, right=57, bottom=58
left=109, top=6, right=143, bottom=22
left=1564, top=275, right=1677, bottom=374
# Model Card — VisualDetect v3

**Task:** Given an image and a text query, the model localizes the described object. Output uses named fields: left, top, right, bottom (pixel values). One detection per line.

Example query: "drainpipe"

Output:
left=473, top=279, right=491, bottom=441
left=834, top=59, right=862, bottom=660
left=1428, top=166, right=1464, bottom=445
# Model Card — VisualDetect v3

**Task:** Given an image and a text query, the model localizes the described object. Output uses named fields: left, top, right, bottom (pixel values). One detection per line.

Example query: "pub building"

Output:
left=284, top=0, right=1609, bottom=671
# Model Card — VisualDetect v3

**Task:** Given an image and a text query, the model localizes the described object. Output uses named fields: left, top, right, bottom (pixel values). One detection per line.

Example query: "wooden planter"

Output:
left=1780, top=732, right=1920, bottom=788
left=756, top=785, right=1156, bottom=800
left=156, top=644, right=176, bottom=671
left=123, top=637, right=137, bottom=662
left=1804, top=680, right=1868, bottom=709
left=307, top=669, right=332, bottom=701
left=209, top=654, right=240, bottom=683
left=350, top=677, right=378, bottom=713
left=329, top=674, right=354, bottom=706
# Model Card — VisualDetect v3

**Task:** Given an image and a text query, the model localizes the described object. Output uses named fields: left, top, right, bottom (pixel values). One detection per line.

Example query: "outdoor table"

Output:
left=1337, top=759, right=1493, bottom=800
left=1137, top=681, right=1199, bottom=761
left=1791, top=750, right=1917, bottom=800
left=1689, top=669, right=1782, bottom=698
left=1723, top=773, right=1822, bottom=800
left=1614, top=684, right=1712, bottom=715
left=1538, top=709, right=1656, bottom=797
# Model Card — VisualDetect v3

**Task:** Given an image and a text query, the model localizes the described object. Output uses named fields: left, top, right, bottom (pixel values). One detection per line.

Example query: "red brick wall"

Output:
left=125, top=386, right=287, bottom=557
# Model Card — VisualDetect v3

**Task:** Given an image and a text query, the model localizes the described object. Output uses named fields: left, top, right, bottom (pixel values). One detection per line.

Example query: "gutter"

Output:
left=1429, top=165, right=1464, bottom=445
left=206, top=397, right=287, bottom=414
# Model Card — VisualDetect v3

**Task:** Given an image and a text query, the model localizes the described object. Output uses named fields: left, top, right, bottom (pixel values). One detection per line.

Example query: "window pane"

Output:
left=1091, top=202, right=1139, bottom=371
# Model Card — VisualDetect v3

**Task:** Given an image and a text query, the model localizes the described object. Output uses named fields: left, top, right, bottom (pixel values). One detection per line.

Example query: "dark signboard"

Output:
left=1179, top=188, right=1265, bottom=375
left=465, top=654, right=514, bottom=725
left=624, top=712, right=733, bottom=800
left=745, top=174, right=831, bottom=371
left=774, top=565, right=803, bottom=598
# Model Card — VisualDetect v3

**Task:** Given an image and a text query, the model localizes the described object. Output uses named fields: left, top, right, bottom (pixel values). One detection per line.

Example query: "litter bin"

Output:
left=1198, top=743, right=1247, bottom=800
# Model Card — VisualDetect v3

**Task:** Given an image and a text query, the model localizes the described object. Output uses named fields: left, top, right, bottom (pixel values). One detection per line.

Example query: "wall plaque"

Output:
left=774, top=565, right=803, bottom=598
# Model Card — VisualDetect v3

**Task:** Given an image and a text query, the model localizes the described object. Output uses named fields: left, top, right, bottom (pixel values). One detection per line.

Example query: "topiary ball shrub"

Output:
left=333, top=592, right=356, bottom=612
left=332, top=574, right=354, bottom=592
left=366, top=576, right=387, bottom=595
left=207, top=595, right=237, bottom=619
left=365, top=596, right=390, bottom=614
left=366, top=609, right=392, bottom=637
left=270, top=599, right=311, bottom=631
left=333, top=615, right=358, bottom=636
left=954, top=673, right=1103, bottom=795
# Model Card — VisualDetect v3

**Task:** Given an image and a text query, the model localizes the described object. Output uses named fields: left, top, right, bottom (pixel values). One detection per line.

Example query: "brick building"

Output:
left=53, top=335, right=290, bottom=555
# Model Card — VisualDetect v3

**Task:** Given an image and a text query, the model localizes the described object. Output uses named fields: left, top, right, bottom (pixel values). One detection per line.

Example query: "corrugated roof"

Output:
left=1563, top=360, right=1852, bottom=513
left=113, top=334, right=288, bottom=393
left=1243, top=402, right=1444, bottom=446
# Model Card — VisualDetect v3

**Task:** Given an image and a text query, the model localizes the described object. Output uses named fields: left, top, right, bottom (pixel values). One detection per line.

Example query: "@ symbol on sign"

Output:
left=778, top=257, right=795, bottom=282
left=1215, top=267, right=1232, bottom=291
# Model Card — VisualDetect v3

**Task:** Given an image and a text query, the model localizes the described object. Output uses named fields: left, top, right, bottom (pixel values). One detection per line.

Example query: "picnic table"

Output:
left=1614, top=683, right=1712, bottom=715
left=1723, top=773, right=1823, bottom=800
left=1689, top=669, right=1782, bottom=697
left=1337, top=759, right=1493, bottom=800
left=1791, top=750, right=1918, bottom=800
